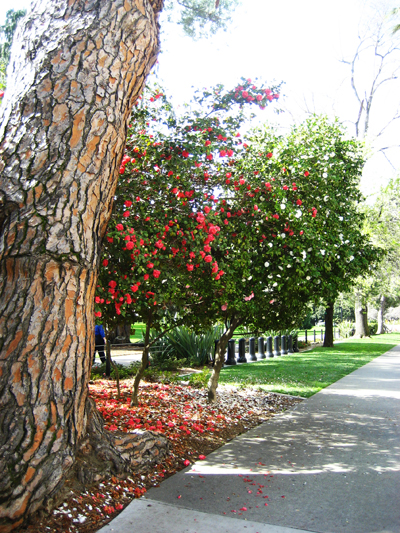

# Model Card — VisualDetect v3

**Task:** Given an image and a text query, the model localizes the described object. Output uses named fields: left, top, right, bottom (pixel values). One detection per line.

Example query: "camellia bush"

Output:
left=95, top=80, right=378, bottom=403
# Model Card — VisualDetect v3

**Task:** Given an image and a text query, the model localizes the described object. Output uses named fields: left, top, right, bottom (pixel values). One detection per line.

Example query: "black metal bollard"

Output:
left=293, top=335, right=300, bottom=353
left=237, top=337, right=247, bottom=363
left=320, top=329, right=323, bottom=341
left=281, top=335, right=288, bottom=355
left=266, top=336, right=274, bottom=357
left=288, top=335, right=294, bottom=354
left=249, top=337, right=257, bottom=361
left=273, top=335, right=281, bottom=356
left=258, top=337, right=266, bottom=359
left=225, top=338, right=237, bottom=365
left=305, top=330, right=308, bottom=343
left=313, top=329, right=316, bottom=342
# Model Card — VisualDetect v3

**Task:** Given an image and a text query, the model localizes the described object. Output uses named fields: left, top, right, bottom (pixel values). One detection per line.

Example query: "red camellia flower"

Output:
left=124, top=200, right=132, bottom=207
left=126, top=241, right=134, bottom=250
left=199, top=455, right=206, bottom=460
left=219, top=150, right=227, bottom=157
left=205, top=140, right=211, bottom=146
left=143, top=274, right=149, bottom=280
left=206, top=154, right=213, bottom=161
left=102, top=259, right=108, bottom=267
left=296, top=199, right=302, bottom=206
left=123, top=211, right=130, bottom=217
left=204, top=206, right=211, bottom=214
left=266, top=152, right=273, bottom=158
left=0, top=91, right=4, bottom=98
left=184, top=459, right=190, bottom=466
left=283, top=185, right=288, bottom=190
left=186, top=264, right=194, bottom=271
left=153, top=270, right=161, bottom=278
left=109, top=280, right=117, bottom=288
left=242, top=91, right=248, bottom=98
left=204, top=244, right=211, bottom=252
left=300, top=230, right=304, bottom=235
left=116, top=223, right=123, bottom=231
left=204, top=255, right=212, bottom=263
left=131, top=285, right=139, bottom=292
left=304, top=171, right=310, bottom=177
left=227, top=149, right=234, bottom=157
left=147, top=262, right=154, bottom=268
left=256, top=94, right=263, bottom=101
left=182, top=150, right=189, bottom=158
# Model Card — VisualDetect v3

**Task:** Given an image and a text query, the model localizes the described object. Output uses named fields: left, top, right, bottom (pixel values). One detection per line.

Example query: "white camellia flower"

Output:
left=295, top=209, right=302, bottom=218
left=280, top=203, right=286, bottom=210
left=302, top=251, right=307, bottom=259
left=268, top=243, right=273, bottom=248
left=264, top=261, right=270, bottom=267
left=321, top=250, right=325, bottom=255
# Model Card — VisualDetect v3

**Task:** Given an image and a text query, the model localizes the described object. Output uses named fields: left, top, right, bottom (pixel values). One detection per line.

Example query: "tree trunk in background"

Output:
left=208, top=317, right=241, bottom=402
left=376, top=295, right=386, bottom=334
left=0, top=1, right=163, bottom=529
left=354, top=292, right=369, bottom=337
left=323, top=301, right=334, bottom=347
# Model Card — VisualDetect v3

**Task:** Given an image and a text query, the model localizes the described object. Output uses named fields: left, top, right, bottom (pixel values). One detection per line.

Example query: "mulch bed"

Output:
left=21, top=379, right=302, bottom=533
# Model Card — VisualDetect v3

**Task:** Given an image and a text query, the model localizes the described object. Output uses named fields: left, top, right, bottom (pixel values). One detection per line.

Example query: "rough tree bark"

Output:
left=376, top=295, right=386, bottom=334
left=0, top=0, right=165, bottom=530
left=323, top=301, right=335, bottom=348
left=354, top=292, right=370, bottom=337
left=207, top=317, right=242, bottom=402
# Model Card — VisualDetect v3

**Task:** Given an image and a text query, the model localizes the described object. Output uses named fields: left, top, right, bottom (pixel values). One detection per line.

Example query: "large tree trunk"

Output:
left=207, top=317, right=242, bottom=402
left=376, top=295, right=386, bottom=334
left=0, top=1, right=164, bottom=529
left=323, top=301, right=334, bottom=347
left=354, top=292, right=369, bottom=337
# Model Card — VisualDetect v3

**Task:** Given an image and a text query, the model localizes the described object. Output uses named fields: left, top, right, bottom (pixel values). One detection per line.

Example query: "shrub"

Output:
left=368, top=320, right=378, bottom=336
left=337, top=320, right=355, bottom=338
left=150, top=325, right=223, bottom=368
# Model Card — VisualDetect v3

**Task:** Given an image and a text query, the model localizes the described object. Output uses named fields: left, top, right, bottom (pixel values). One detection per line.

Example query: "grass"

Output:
left=130, top=323, right=146, bottom=343
left=218, top=333, right=400, bottom=398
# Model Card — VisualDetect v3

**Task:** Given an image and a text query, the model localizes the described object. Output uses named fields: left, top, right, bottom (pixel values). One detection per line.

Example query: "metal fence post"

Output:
left=237, top=338, right=247, bottom=363
left=281, top=335, right=288, bottom=355
left=266, top=336, right=273, bottom=357
left=288, top=335, right=294, bottom=354
left=225, top=338, right=237, bottom=365
left=249, top=337, right=257, bottom=361
left=273, top=335, right=281, bottom=356
left=258, top=337, right=266, bottom=359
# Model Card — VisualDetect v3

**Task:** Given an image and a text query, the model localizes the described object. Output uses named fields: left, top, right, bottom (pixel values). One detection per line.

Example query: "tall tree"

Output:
left=0, top=1, right=165, bottom=529
left=363, top=176, right=400, bottom=333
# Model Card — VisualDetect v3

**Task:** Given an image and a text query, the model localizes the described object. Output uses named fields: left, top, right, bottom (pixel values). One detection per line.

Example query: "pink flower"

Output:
left=227, top=149, right=234, bottom=157
left=204, top=255, right=212, bottom=263
left=184, top=459, right=190, bottom=466
left=244, top=292, right=254, bottom=301
left=221, top=304, right=228, bottom=311
left=204, top=244, right=211, bottom=252
left=242, top=91, right=248, bottom=98
left=199, top=455, right=206, bottom=460
left=300, top=230, right=304, bottom=235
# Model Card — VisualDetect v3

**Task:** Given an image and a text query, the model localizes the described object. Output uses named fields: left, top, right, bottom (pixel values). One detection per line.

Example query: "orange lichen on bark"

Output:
left=70, top=108, right=86, bottom=149
left=64, top=376, right=74, bottom=391
left=5, top=331, right=23, bottom=359
left=22, top=467, right=36, bottom=486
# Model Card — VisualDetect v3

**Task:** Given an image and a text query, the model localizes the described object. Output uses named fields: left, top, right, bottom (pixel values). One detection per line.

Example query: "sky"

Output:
left=1, top=0, right=399, bottom=198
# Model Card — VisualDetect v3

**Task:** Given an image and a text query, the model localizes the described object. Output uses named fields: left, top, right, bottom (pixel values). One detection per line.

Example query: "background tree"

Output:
left=247, top=116, right=380, bottom=347
left=362, top=176, right=400, bottom=333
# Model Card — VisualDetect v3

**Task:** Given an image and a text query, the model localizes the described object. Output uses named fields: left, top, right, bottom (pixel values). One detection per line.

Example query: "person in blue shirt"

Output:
left=94, top=324, right=106, bottom=364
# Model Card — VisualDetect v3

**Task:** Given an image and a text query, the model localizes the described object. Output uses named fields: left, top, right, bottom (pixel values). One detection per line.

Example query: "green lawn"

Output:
left=130, top=323, right=146, bottom=343
left=218, top=333, right=400, bottom=398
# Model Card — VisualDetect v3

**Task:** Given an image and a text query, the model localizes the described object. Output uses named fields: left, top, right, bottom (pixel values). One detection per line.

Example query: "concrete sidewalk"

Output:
left=99, top=345, right=400, bottom=533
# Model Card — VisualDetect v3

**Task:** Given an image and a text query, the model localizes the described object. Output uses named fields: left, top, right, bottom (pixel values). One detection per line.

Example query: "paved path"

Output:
left=99, top=345, right=400, bottom=533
